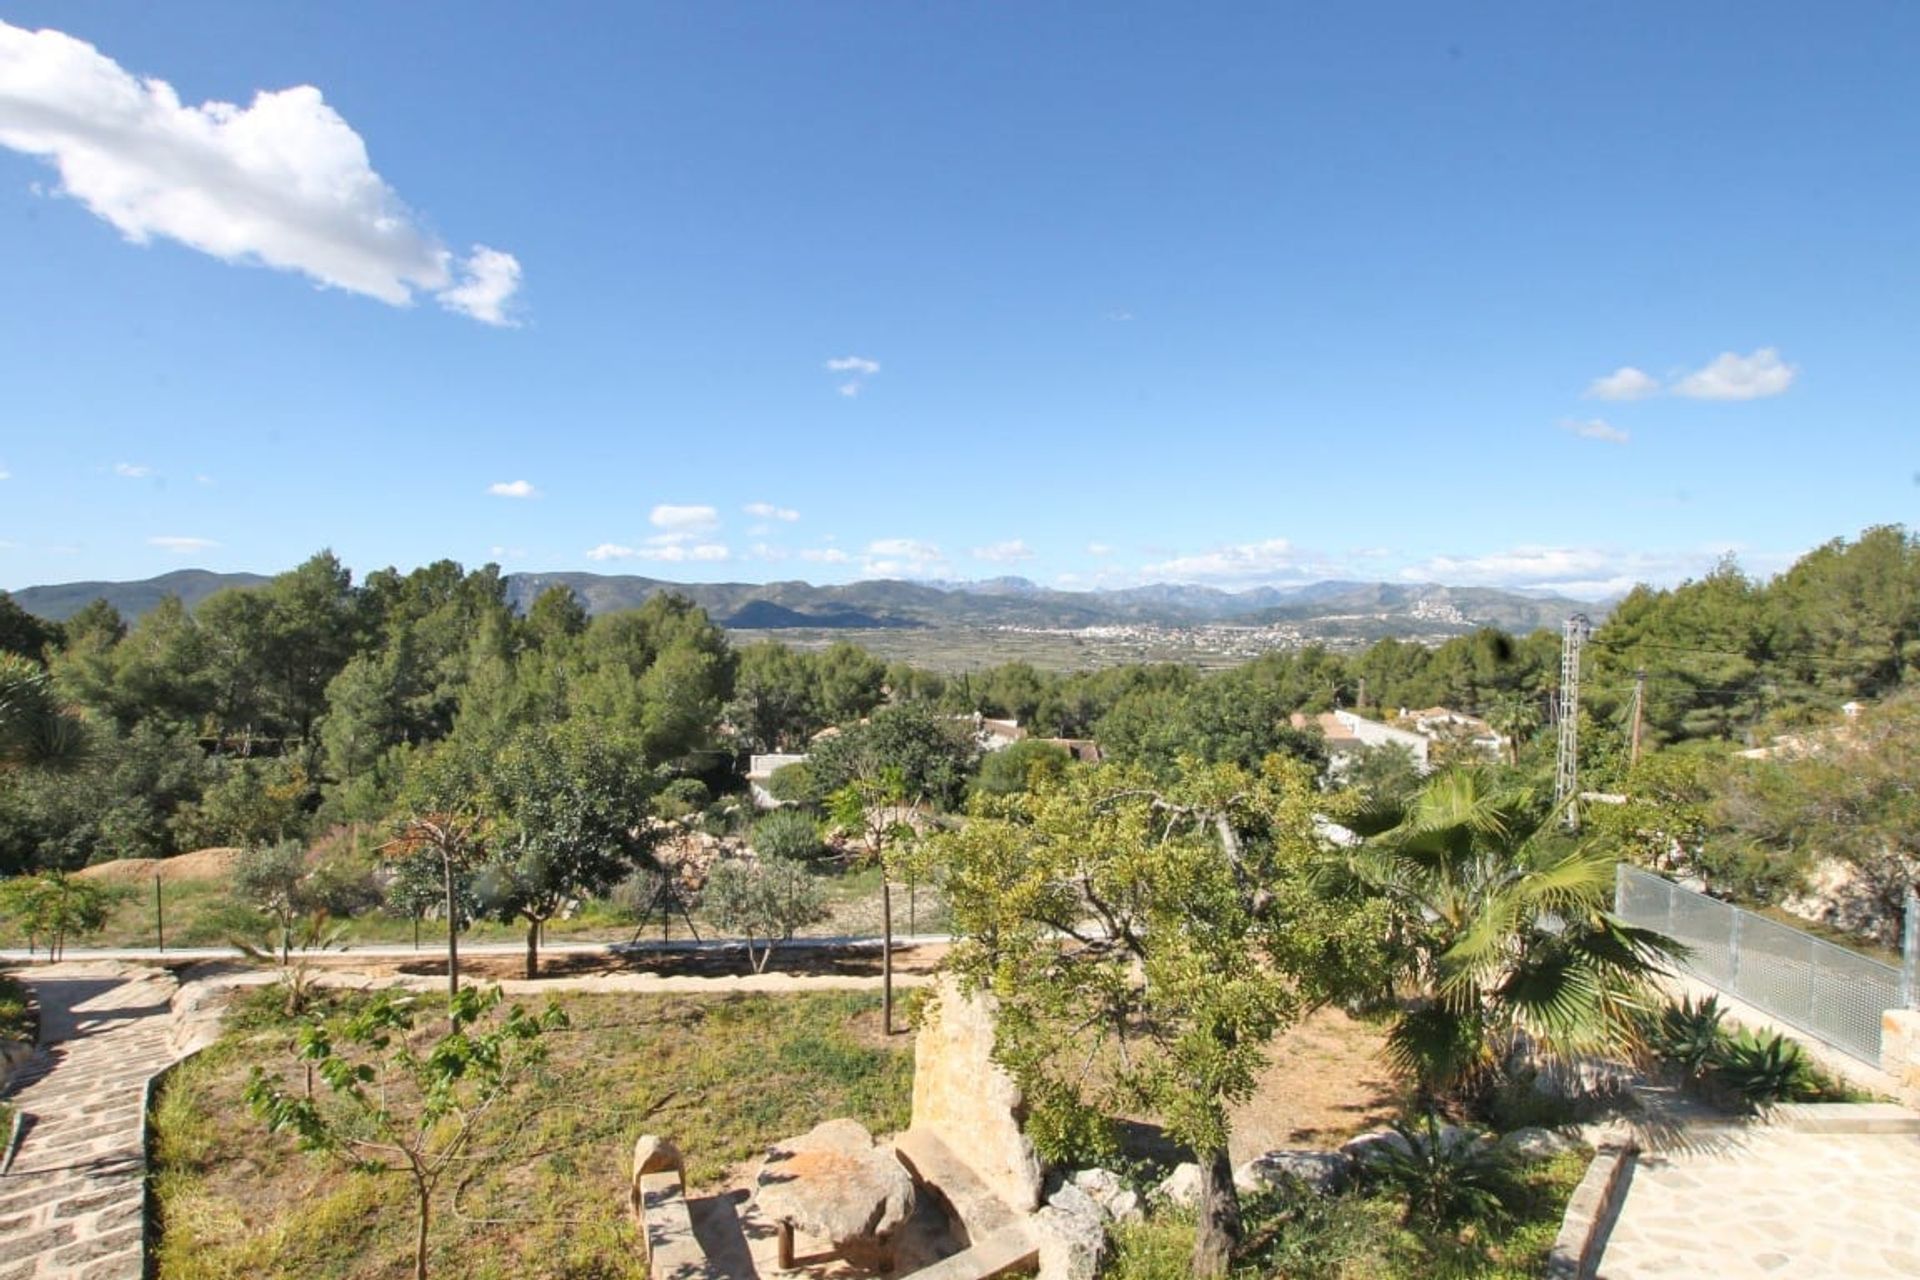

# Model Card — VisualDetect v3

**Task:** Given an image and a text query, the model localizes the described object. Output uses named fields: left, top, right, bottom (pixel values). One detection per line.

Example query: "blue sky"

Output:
left=1, top=2, right=1914, bottom=600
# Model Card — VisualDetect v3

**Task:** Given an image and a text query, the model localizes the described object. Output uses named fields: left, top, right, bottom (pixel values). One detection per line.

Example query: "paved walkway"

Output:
left=1595, top=1099, right=1920, bottom=1279
left=0, top=964, right=179, bottom=1280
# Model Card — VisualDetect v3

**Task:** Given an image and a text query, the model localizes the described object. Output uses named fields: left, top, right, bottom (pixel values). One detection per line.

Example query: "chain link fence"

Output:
left=1615, top=864, right=1914, bottom=1066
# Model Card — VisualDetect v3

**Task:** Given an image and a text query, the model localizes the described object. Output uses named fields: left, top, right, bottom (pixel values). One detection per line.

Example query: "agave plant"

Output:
left=1710, top=1028, right=1814, bottom=1113
left=1648, top=994, right=1726, bottom=1083
left=1365, top=1112, right=1514, bottom=1226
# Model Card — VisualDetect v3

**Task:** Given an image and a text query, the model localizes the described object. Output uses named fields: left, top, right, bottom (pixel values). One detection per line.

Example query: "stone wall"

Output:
left=1881, top=1008, right=1920, bottom=1107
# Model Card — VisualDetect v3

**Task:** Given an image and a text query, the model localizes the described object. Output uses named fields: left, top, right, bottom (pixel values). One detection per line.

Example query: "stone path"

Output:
left=1595, top=1108, right=1920, bottom=1279
left=0, top=964, right=179, bottom=1280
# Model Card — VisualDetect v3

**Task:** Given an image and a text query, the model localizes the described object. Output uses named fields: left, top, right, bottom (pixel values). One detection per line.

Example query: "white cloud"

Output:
left=486, top=479, right=538, bottom=498
left=1086, top=542, right=1114, bottom=557
left=1396, top=543, right=1762, bottom=598
left=438, top=245, right=521, bottom=326
left=650, top=504, right=719, bottom=531
left=800, top=547, right=850, bottom=564
left=1561, top=417, right=1630, bottom=445
left=194, top=473, right=215, bottom=486
left=862, top=538, right=945, bottom=577
left=0, top=21, right=520, bottom=324
left=0, top=466, right=10, bottom=481
left=744, top=501, right=799, bottom=522
left=487, top=544, right=526, bottom=560
left=590, top=532, right=729, bottom=564
left=1138, top=538, right=1330, bottom=585
left=148, top=534, right=216, bottom=554
left=1672, top=347, right=1796, bottom=401
left=825, top=355, right=880, bottom=397
left=113, top=462, right=151, bottom=477
left=1585, top=366, right=1661, bottom=401
left=971, top=539, right=1036, bottom=563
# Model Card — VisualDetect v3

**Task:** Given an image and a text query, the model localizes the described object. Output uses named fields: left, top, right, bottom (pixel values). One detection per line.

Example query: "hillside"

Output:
left=9, top=566, right=1597, bottom=636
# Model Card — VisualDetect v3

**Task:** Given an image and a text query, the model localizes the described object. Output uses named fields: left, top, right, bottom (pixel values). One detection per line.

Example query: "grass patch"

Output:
left=150, top=987, right=912, bottom=1279
left=0, top=971, right=32, bottom=1042
left=1107, top=1147, right=1592, bottom=1280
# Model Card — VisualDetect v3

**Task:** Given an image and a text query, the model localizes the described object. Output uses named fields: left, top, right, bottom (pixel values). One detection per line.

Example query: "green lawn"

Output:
left=150, top=987, right=914, bottom=1280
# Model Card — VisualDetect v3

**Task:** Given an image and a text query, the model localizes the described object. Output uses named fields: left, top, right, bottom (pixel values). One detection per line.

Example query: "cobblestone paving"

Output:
left=0, top=965, right=179, bottom=1280
left=1596, top=1126, right=1920, bottom=1279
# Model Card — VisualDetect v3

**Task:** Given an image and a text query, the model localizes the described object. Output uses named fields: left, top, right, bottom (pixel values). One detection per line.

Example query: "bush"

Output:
left=973, top=740, right=1071, bottom=797
left=1364, top=1114, right=1515, bottom=1227
left=1647, top=994, right=1726, bottom=1083
left=767, top=761, right=817, bottom=805
left=751, top=809, right=826, bottom=863
left=656, top=778, right=711, bottom=820
left=1709, top=1028, right=1816, bottom=1113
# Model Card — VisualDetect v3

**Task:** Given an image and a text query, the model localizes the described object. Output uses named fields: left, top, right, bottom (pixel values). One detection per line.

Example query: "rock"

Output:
left=906, top=975, right=1045, bottom=1213
left=1153, top=1162, right=1203, bottom=1207
left=1498, top=1127, right=1579, bottom=1162
left=1339, top=1129, right=1413, bottom=1165
left=1233, top=1149, right=1351, bottom=1195
left=631, top=1134, right=684, bottom=1181
left=1036, top=1183, right=1108, bottom=1280
left=754, top=1118, right=916, bottom=1266
left=1070, top=1168, right=1143, bottom=1224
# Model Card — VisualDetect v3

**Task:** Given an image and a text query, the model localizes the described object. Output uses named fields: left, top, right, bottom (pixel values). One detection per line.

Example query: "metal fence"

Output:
left=1614, top=864, right=1915, bottom=1066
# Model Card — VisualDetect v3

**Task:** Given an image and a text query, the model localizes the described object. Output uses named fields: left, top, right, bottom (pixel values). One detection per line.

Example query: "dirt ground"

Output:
left=1226, top=1004, right=1402, bottom=1161
left=75, top=846, right=242, bottom=883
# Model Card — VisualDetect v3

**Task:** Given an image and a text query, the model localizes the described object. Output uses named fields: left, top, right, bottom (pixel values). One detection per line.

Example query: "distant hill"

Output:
left=9, top=565, right=1600, bottom=637
left=9, top=570, right=271, bottom=622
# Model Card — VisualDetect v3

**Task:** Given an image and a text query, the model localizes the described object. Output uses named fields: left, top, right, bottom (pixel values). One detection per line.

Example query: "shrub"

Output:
left=655, top=778, right=711, bottom=820
left=751, top=809, right=826, bottom=863
left=1709, top=1028, right=1815, bottom=1113
left=1647, top=994, right=1726, bottom=1083
left=1364, top=1114, right=1514, bottom=1227
left=767, top=761, right=817, bottom=805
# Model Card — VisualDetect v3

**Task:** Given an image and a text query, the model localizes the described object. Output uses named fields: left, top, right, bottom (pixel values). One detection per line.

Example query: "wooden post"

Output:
left=1628, top=669, right=1647, bottom=767
left=776, top=1219, right=796, bottom=1271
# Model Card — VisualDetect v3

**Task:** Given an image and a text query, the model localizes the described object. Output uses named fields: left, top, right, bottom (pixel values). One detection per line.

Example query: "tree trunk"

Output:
left=881, top=875, right=895, bottom=1035
left=443, top=856, right=460, bottom=1020
left=524, top=917, right=540, bottom=979
left=413, top=1180, right=431, bottom=1280
left=1191, top=1146, right=1241, bottom=1279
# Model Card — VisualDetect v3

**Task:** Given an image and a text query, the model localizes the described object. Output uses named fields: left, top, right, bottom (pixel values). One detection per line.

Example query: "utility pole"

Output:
left=1628, top=669, right=1647, bottom=768
left=1554, top=614, right=1591, bottom=830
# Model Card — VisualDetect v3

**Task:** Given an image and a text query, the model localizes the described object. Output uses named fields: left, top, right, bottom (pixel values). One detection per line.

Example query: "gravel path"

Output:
left=0, top=964, right=179, bottom=1280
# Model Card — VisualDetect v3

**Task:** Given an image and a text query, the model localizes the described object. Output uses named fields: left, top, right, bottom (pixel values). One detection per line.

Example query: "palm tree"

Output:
left=1485, top=692, right=1541, bottom=767
left=1342, top=768, right=1681, bottom=1107
left=0, top=652, right=87, bottom=773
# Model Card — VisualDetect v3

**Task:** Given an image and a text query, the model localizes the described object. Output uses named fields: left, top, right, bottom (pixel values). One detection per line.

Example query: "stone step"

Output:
left=894, top=1223, right=1037, bottom=1280
left=1772, top=1102, right=1920, bottom=1135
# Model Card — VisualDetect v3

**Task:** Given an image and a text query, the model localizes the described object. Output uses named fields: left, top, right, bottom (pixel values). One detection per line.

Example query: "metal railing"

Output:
left=1615, top=864, right=1916, bottom=1066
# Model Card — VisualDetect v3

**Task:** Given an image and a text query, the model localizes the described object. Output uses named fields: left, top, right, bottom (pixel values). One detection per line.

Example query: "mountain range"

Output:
left=7, top=568, right=1600, bottom=637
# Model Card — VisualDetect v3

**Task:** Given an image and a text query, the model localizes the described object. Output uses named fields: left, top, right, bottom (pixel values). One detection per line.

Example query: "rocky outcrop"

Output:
left=1233, top=1149, right=1352, bottom=1195
left=903, top=976, right=1045, bottom=1216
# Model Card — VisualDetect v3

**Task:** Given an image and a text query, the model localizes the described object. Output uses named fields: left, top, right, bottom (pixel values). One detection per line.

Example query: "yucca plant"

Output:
left=1365, top=1112, right=1514, bottom=1227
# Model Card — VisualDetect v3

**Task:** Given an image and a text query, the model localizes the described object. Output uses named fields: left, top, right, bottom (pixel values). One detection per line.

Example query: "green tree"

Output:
left=829, top=771, right=915, bottom=1034
left=932, top=758, right=1391, bottom=1277
left=972, top=738, right=1071, bottom=797
left=703, top=856, right=827, bottom=973
left=245, top=985, right=567, bottom=1280
left=725, top=641, right=822, bottom=753
left=478, top=725, right=653, bottom=977
left=382, top=813, right=490, bottom=1009
left=813, top=641, right=887, bottom=726
left=0, top=591, right=58, bottom=660
left=0, top=870, right=113, bottom=958
left=807, top=702, right=980, bottom=809
left=0, top=652, right=87, bottom=774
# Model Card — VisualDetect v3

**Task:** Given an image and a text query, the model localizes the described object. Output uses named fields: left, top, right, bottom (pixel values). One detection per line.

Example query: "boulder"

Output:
left=755, top=1118, right=916, bottom=1266
left=1498, top=1127, right=1580, bottom=1163
left=1035, top=1183, right=1108, bottom=1280
left=1338, top=1128, right=1412, bottom=1165
left=1233, top=1149, right=1351, bottom=1195
left=1153, top=1162, right=1203, bottom=1207
left=1070, top=1168, right=1143, bottom=1224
